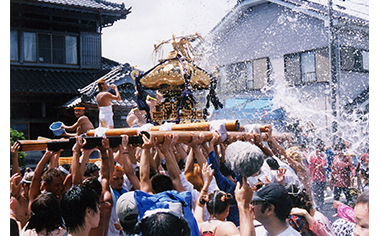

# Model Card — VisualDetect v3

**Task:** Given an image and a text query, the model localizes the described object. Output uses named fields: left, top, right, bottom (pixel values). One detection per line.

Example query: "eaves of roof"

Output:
left=10, top=67, right=100, bottom=94
left=209, top=0, right=368, bottom=38
left=10, top=57, right=118, bottom=94
left=11, top=0, right=132, bottom=16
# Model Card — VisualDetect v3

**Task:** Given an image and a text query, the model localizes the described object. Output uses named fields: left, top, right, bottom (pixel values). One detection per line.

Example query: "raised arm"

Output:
left=29, top=150, right=55, bottom=206
left=11, top=142, right=21, bottom=176
left=71, top=136, right=87, bottom=186
left=139, top=133, right=157, bottom=194
left=98, top=137, right=113, bottom=202
left=48, top=149, right=63, bottom=170
left=194, top=163, right=214, bottom=223
left=264, top=124, right=313, bottom=200
left=159, top=132, right=186, bottom=192
left=121, top=135, right=140, bottom=190
left=188, top=132, right=207, bottom=167
left=184, top=147, right=195, bottom=175
left=110, top=84, right=121, bottom=101
left=235, top=176, right=255, bottom=236
left=246, top=133, right=274, bottom=157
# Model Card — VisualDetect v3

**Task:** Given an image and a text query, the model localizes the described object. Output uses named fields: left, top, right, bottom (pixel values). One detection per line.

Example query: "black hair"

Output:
left=10, top=218, right=19, bottom=236
left=61, top=163, right=71, bottom=172
left=121, top=214, right=139, bottom=235
left=286, top=184, right=313, bottom=214
left=42, top=168, right=64, bottom=185
left=135, top=212, right=190, bottom=236
left=151, top=174, right=174, bottom=193
left=60, top=185, right=99, bottom=233
left=135, top=166, right=157, bottom=181
left=220, top=162, right=233, bottom=177
left=260, top=200, right=291, bottom=222
left=265, top=156, right=280, bottom=170
left=202, top=190, right=233, bottom=216
left=84, top=163, right=100, bottom=177
left=82, top=176, right=102, bottom=197
left=25, top=192, right=63, bottom=234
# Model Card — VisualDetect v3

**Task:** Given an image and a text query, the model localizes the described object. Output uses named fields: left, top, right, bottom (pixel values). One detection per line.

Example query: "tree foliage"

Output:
left=10, top=128, right=26, bottom=166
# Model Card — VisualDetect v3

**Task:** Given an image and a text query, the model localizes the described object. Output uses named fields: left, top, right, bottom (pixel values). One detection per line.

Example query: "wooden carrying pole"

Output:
left=239, top=125, right=267, bottom=133
left=17, top=140, right=49, bottom=152
left=140, top=130, right=248, bottom=144
left=86, top=120, right=240, bottom=137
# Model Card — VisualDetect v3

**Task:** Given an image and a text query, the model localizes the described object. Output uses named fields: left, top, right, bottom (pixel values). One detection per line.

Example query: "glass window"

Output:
left=23, top=32, right=36, bottom=62
left=38, top=33, right=51, bottom=63
left=301, top=51, right=316, bottom=83
left=362, top=50, right=369, bottom=71
left=10, top=31, right=18, bottom=61
left=253, top=58, right=269, bottom=89
left=52, top=35, right=65, bottom=64
left=246, top=61, right=254, bottom=90
left=284, top=53, right=301, bottom=85
left=65, top=36, right=77, bottom=64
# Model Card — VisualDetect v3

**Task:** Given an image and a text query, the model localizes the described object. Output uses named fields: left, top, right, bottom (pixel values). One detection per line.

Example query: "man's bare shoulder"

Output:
left=78, top=115, right=91, bottom=121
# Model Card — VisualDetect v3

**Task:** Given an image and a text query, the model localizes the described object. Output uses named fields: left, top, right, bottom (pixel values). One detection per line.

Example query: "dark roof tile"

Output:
left=27, top=0, right=128, bottom=12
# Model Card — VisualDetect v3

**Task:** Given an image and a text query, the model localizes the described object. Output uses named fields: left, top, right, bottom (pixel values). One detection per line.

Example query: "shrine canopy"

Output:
left=209, top=97, right=286, bottom=130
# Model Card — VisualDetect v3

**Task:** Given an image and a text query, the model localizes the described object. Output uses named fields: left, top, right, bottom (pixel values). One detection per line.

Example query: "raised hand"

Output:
left=276, top=167, right=287, bottom=185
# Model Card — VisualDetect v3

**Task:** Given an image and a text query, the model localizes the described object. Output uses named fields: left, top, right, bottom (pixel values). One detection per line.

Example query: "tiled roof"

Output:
left=10, top=67, right=99, bottom=94
left=282, top=0, right=368, bottom=25
left=62, top=63, right=138, bottom=108
left=10, top=57, right=119, bottom=94
left=17, top=0, right=130, bottom=13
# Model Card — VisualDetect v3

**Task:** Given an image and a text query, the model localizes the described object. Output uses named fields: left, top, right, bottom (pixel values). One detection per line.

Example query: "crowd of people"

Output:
left=10, top=124, right=369, bottom=236
left=10, top=81, right=369, bottom=236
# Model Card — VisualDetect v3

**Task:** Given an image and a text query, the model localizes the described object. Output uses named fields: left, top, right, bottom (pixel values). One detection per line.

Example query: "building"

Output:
left=10, top=0, right=131, bottom=139
left=200, top=0, right=368, bottom=145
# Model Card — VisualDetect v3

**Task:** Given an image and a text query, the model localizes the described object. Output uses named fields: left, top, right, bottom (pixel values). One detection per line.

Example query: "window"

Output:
left=14, top=31, right=78, bottom=65
left=284, top=53, right=301, bottom=85
left=362, top=50, right=369, bottom=71
left=52, top=35, right=65, bottom=64
left=37, top=33, right=77, bottom=64
left=23, top=32, right=36, bottom=62
left=285, top=49, right=324, bottom=85
left=10, top=31, right=18, bottom=61
left=252, top=58, right=269, bottom=89
left=340, top=46, right=368, bottom=72
left=225, top=62, right=247, bottom=93
left=218, top=58, right=270, bottom=94
left=66, top=36, right=78, bottom=64
left=80, top=32, right=101, bottom=69
left=301, top=51, right=316, bottom=83
left=38, top=33, right=51, bottom=63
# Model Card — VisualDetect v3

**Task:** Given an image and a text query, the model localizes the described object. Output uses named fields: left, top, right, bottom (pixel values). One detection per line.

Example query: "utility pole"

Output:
left=328, top=0, right=339, bottom=145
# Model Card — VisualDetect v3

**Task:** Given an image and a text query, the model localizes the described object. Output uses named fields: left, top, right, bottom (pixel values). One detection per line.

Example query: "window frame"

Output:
left=12, top=30, right=79, bottom=66
left=340, top=46, right=369, bottom=73
left=10, top=30, right=19, bottom=61
left=284, top=48, right=327, bottom=86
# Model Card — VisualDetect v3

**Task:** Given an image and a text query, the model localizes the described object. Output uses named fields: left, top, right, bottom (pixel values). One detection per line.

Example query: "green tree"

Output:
left=10, top=128, right=26, bottom=167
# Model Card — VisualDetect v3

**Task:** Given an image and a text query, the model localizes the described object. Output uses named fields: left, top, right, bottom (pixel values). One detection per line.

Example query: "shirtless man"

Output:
left=96, top=78, right=121, bottom=128
left=10, top=142, right=33, bottom=229
left=126, top=91, right=163, bottom=127
left=61, top=106, right=94, bottom=136
left=126, top=107, right=147, bottom=127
